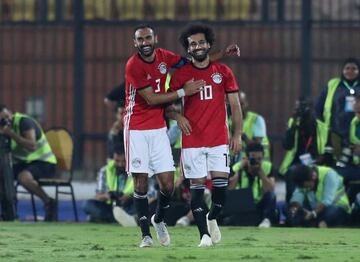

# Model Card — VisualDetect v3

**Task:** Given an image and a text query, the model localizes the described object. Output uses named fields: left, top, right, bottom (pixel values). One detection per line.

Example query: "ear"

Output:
left=311, top=171, right=317, bottom=180
left=154, top=35, right=158, bottom=44
left=133, top=39, right=137, bottom=47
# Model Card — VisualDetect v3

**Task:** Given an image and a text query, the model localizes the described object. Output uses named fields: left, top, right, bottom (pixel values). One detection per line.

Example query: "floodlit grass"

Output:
left=0, top=222, right=359, bottom=261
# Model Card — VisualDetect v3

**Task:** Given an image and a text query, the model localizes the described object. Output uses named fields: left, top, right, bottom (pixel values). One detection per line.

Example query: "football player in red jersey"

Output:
left=124, top=24, right=240, bottom=248
left=169, top=23, right=242, bottom=247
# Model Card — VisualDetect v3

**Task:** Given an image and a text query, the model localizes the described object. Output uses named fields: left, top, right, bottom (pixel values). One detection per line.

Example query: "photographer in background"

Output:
left=335, top=94, right=360, bottom=186
left=239, top=91, right=271, bottom=160
left=286, top=164, right=350, bottom=228
left=82, top=146, right=136, bottom=226
left=230, top=143, right=277, bottom=228
left=0, top=105, right=57, bottom=221
left=279, top=97, right=330, bottom=202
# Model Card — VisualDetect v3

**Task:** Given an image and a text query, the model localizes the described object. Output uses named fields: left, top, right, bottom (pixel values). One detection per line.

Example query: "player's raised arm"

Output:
left=138, top=79, right=205, bottom=106
left=209, top=44, right=240, bottom=62
left=227, top=92, right=243, bottom=154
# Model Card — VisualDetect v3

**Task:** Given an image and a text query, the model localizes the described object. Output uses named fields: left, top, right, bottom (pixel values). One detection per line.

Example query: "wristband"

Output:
left=176, top=89, right=186, bottom=98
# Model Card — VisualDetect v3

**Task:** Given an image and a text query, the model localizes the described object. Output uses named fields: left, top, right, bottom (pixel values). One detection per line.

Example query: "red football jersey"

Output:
left=124, top=48, right=181, bottom=130
left=170, top=62, right=239, bottom=148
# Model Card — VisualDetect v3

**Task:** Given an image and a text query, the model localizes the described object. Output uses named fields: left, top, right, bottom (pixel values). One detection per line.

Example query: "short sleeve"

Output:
left=290, top=188, right=305, bottom=205
left=168, top=70, right=184, bottom=92
left=321, top=170, right=339, bottom=206
left=125, top=59, right=150, bottom=89
left=162, top=49, right=182, bottom=68
left=106, top=84, right=125, bottom=102
left=253, top=115, right=267, bottom=138
left=96, top=166, right=108, bottom=193
left=19, top=117, right=41, bottom=140
left=223, top=65, right=239, bottom=93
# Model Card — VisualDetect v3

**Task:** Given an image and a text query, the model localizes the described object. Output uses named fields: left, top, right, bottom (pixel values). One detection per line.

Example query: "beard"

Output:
left=137, top=44, right=155, bottom=57
left=189, top=48, right=210, bottom=62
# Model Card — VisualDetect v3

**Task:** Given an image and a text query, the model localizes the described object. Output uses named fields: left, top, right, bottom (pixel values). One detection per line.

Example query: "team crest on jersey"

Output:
left=184, top=164, right=191, bottom=172
left=132, top=158, right=141, bottom=168
left=212, top=73, right=222, bottom=84
left=158, top=62, right=167, bottom=74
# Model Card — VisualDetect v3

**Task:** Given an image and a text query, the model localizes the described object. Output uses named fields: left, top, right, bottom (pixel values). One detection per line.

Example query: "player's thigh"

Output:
left=148, top=128, right=175, bottom=175
left=125, top=129, right=150, bottom=174
left=207, top=145, right=230, bottom=174
left=181, top=147, right=207, bottom=179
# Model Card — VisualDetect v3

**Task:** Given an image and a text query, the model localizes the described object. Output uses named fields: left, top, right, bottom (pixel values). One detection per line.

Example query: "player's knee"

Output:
left=17, top=171, right=33, bottom=185
left=133, top=175, right=148, bottom=192
left=160, top=185, right=174, bottom=197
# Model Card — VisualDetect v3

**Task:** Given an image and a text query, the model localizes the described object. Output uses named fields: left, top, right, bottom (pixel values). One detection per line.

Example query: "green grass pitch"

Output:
left=1, top=222, right=359, bottom=261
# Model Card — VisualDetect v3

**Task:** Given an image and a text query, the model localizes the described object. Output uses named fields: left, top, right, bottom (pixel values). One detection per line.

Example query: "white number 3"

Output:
left=155, top=79, right=161, bottom=93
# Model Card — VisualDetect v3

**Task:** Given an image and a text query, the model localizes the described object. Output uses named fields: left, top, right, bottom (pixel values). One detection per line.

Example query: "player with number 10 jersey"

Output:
left=169, top=63, right=239, bottom=148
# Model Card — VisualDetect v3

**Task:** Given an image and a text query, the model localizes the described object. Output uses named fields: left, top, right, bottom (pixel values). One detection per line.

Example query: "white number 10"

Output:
left=200, top=85, right=213, bottom=100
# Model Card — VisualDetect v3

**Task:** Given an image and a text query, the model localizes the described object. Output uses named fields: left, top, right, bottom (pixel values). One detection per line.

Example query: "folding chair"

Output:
left=16, top=128, right=78, bottom=221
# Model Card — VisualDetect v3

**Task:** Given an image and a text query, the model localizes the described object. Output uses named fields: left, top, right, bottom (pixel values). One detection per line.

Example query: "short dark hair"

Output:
left=297, top=96, right=313, bottom=108
left=0, top=104, right=7, bottom=112
left=113, top=143, right=125, bottom=155
left=133, top=24, right=155, bottom=38
left=290, top=164, right=313, bottom=187
left=342, top=57, right=360, bottom=69
left=179, top=23, right=215, bottom=50
left=245, top=143, right=264, bottom=156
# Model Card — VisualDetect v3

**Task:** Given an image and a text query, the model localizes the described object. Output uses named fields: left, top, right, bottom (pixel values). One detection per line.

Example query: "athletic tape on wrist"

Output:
left=176, top=89, right=185, bottom=98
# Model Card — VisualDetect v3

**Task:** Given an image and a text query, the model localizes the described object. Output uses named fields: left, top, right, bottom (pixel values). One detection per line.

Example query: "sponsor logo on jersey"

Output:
left=132, top=158, right=141, bottom=168
left=147, top=74, right=152, bottom=80
left=212, top=73, right=222, bottom=84
left=158, top=62, right=167, bottom=74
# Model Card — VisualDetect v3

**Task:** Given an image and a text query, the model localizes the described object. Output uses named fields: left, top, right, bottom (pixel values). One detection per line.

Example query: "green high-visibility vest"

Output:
left=279, top=118, right=328, bottom=175
left=323, top=78, right=341, bottom=129
left=242, top=111, right=271, bottom=159
left=10, top=113, right=56, bottom=164
left=349, top=117, right=360, bottom=165
left=315, top=166, right=351, bottom=213
left=106, top=160, right=133, bottom=195
left=237, top=161, right=272, bottom=203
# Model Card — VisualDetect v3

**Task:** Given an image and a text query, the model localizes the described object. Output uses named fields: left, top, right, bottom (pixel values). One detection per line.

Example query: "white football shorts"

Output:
left=124, top=127, right=175, bottom=176
left=181, top=144, right=230, bottom=179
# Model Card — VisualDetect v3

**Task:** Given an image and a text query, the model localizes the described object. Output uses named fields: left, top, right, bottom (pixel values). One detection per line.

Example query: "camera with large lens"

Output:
left=0, top=118, right=11, bottom=128
left=336, top=147, right=353, bottom=168
left=0, top=118, right=11, bottom=153
left=249, top=157, right=260, bottom=166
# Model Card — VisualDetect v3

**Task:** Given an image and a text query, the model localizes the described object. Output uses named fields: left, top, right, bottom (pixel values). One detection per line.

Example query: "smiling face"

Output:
left=342, top=62, right=359, bottom=81
left=187, top=33, right=211, bottom=62
left=133, top=27, right=157, bottom=59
